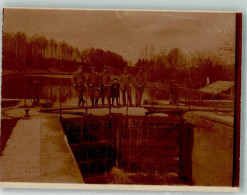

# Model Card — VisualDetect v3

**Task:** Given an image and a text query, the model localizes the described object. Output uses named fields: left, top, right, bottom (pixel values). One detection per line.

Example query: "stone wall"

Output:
left=184, top=111, right=234, bottom=186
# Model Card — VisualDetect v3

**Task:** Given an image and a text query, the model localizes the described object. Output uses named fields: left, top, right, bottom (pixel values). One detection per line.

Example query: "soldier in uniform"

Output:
left=133, top=66, right=146, bottom=107
left=111, top=78, right=120, bottom=106
left=120, top=67, right=132, bottom=107
left=71, top=65, right=86, bottom=106
left=100, top=66, right=111, bottom=106
left=169, top=80, right=179, bottom=105
left=87, top=66, right=101, bottom=107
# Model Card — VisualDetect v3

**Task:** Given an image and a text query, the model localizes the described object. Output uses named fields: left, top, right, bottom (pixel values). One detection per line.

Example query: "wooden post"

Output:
left=115, top=114, right=123, bottom=168
left=179, top=122, right=194, bottom=185
left=126, top=92, right=128, bottom=116
left=59, top=87, right=62, bottom=118
left=80, top=120, right=83, bottom=143
left=109, top=103, right=111, bottom=115
left=45, top=92, right=48, bottom=112
left=152, top=86, right=155, bottom=116
left=86, top=86, right=88, bottom=116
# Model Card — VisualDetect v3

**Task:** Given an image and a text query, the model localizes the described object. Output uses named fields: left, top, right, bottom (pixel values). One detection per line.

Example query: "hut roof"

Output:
left=199, top=80, right=234, bottom=95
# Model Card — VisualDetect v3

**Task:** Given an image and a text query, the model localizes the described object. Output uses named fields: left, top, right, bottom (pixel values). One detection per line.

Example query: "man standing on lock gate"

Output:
left=111, top=78, right=120, bottom=107
left=71, top=65, right=86, bottom=107
left=100, top=66, right=112, bottom=106
left=133, top=66, right=146, bottom=107
left=120, top=66, right=132, bottom=107
left=87, top=66, right=101, bottom=107
left=169, top=79, right=179, bottom=105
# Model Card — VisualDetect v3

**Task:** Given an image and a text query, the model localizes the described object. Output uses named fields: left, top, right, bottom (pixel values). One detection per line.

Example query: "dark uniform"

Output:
left=87, top=68, right=101, bottom=107
left=169, top=80, right=179, bottom=105
left=72, top=71, right=86, bottom=106
left=101, top=69, right=111, bottom=106
left=120, top=73, right=132, bottom=107
left=134, top=69, right=146, bottom=107
left=111, top=78, right=120, bottom=106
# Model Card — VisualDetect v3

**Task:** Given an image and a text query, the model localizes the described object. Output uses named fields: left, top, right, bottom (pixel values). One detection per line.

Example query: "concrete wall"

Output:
left=184, top=111, right=234, bottom=186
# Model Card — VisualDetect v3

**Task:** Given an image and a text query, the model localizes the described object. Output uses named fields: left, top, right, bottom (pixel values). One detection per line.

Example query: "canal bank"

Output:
left=0, top=108, right=83, bottom=183
left=183, top=111, right=234, bottom=186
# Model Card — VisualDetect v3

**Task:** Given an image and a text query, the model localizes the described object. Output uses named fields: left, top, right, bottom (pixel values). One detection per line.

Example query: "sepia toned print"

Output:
left=0, top=8, right=241, bottom=189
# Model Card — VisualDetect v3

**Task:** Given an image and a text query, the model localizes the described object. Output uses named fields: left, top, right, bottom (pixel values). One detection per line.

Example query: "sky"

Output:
left=3, top=8, right=236, bottom=64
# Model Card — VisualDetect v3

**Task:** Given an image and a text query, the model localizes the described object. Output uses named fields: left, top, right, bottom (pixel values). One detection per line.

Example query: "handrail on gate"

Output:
left=85, top=85, right=88, bottom=116
left=59, top=86, right=62, bottom=118
left=56, top=82, right=210, bottom=118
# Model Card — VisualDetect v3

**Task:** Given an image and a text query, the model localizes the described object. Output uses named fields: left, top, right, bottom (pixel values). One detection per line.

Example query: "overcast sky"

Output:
left=3, top=8, right=236, bottom=63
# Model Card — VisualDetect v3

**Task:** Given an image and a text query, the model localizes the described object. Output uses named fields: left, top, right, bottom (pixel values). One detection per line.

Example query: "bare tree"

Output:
left=167, top=48, right=186, bottom=70
left=49, top=38, right=58, bottom=59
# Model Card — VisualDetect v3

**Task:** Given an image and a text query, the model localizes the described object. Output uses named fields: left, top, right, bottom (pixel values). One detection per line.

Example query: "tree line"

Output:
left=2, top=31, right=234, bottom=89
left=134, top=47, right=235, bottom=89
left=2, top=32, right=128, bottom=73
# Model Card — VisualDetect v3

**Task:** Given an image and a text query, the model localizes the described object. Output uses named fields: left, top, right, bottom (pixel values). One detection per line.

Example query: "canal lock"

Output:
left=60, top=113, right=194, bottom=185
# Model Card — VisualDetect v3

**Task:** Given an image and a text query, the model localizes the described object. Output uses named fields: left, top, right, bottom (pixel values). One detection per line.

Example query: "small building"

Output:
left=199, top=80, right=234, bottom=100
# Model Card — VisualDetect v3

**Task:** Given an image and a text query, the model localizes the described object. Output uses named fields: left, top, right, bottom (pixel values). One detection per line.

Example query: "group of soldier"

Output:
left=71, top=65, right=146, bottom=108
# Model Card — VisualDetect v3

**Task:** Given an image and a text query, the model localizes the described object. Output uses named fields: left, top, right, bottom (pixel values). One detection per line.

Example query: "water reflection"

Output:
left=2, top=75, right=168, bottom=107
left=2, top=75, right=74, bottom=104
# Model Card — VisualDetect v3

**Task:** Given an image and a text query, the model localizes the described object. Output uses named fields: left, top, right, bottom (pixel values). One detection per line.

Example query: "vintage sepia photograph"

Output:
left=0, top=8, right=242, bottom=190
